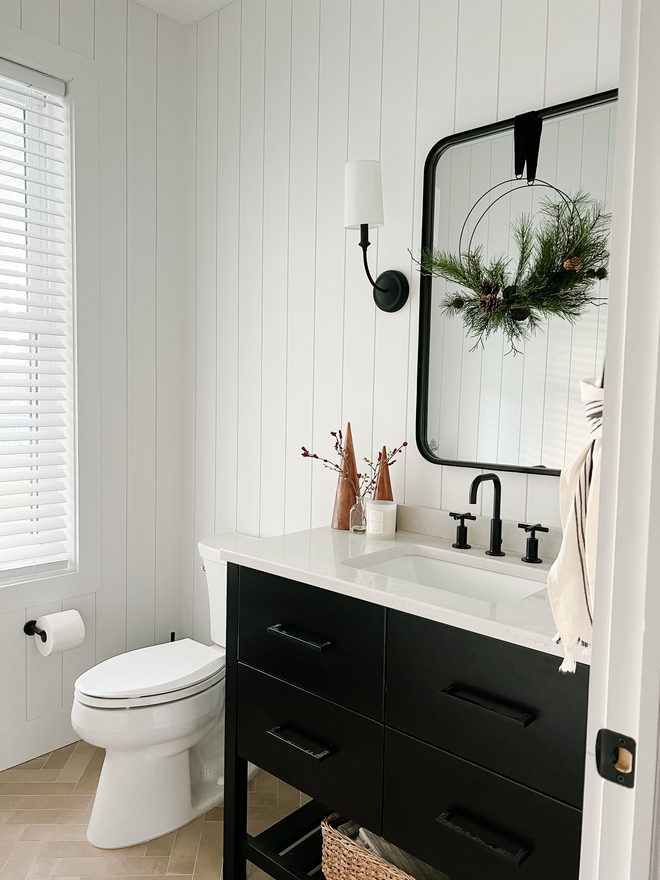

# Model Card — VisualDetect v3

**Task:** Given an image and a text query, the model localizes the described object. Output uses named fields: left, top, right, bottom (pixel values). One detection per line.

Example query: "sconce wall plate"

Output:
left=373, top=269, right=409, bottom=312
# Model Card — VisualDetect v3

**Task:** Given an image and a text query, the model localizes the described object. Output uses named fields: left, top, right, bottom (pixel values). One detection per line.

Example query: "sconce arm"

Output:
left=359, top=224, right=387, bottom=292
left=356, top=223, right=409, bottom=313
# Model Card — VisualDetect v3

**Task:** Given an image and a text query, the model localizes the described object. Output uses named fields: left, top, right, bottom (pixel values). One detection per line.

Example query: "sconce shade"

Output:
left=344, top=160, right=384, bottom=229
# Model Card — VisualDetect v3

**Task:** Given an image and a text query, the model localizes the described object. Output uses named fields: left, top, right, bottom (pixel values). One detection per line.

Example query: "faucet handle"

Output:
left=518, top=523, right=549, bottom=563
left=449, top=512, right=476, bottom=549
left=518, top=522, right=549, bottom=536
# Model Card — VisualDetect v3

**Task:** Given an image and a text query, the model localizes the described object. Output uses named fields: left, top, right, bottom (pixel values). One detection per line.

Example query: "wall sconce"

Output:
left=344, top=159, right=409, bottom=313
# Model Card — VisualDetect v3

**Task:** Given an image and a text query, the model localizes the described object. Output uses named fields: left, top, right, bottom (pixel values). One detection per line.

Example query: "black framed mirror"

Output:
left=416, top=89, right=617, bottom=476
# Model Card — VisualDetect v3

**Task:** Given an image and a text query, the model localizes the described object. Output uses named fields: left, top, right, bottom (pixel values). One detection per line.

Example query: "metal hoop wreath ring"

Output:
left=457, top=177, right=578, bottom=259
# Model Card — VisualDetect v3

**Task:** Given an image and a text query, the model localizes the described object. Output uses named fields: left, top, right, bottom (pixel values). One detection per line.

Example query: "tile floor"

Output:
left=0, top=741, right=305, bottom=880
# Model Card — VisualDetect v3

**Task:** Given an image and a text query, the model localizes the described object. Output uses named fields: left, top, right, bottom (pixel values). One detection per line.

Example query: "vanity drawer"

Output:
left=237, top=664, right=383, bottom=832
left=238, top=567, right=385, bottom=719
left=385, top=611, right=589, bottom=807
left=384, top=730, right=582, bottom=880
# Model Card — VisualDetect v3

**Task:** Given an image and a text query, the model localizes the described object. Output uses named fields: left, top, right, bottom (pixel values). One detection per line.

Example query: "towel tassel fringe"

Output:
left=553, top=634, right=590, bottom=673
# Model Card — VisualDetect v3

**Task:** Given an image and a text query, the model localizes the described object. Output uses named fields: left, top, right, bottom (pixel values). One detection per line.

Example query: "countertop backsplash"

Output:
left=396, top=504, right=563, bottom=562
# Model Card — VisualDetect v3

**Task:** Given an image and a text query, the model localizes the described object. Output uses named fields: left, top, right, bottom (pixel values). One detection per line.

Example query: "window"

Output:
left=0, top=62, right=73, bottom=580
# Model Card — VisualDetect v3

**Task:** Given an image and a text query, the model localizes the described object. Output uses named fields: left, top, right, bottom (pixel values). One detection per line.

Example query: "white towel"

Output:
left=547, top=377, right=603, bottom=672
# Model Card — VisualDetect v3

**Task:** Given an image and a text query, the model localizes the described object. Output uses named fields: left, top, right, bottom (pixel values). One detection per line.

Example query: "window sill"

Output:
left=0, top=566, right=99, bottom=614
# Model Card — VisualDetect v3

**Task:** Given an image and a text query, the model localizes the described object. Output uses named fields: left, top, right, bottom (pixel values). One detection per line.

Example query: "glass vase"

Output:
left=349, top=495, right=368, bottom=534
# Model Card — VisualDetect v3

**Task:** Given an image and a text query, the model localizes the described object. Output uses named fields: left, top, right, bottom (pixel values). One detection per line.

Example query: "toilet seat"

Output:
left=74, top=639, right=226, bottom=709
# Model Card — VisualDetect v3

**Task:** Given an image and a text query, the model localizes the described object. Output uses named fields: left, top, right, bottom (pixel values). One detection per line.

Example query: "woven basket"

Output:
left=321, top=814, right=416, bottom=880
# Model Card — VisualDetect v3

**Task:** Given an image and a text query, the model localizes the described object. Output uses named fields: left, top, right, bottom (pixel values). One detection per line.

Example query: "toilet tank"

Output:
left=198, top=536, right=228, bottom=649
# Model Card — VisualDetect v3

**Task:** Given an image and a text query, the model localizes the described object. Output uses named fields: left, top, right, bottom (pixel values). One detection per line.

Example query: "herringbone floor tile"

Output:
left=0, top=744, right=306, bottom=880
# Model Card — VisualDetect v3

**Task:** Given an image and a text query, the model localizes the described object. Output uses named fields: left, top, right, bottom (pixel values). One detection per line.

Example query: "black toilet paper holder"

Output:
left=24, top=620, right=47, bottom=642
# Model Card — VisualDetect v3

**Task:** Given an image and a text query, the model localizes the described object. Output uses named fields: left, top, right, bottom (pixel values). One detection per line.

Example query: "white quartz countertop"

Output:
left=206, top=526, right=586, bottom=665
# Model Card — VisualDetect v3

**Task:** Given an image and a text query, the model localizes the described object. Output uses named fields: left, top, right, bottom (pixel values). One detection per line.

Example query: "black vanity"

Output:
left=223, top=563, right=589, bottom=880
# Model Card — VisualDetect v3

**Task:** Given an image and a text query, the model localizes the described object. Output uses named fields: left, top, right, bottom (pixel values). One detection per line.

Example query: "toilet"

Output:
left=71, top=537, right=230, bottom=849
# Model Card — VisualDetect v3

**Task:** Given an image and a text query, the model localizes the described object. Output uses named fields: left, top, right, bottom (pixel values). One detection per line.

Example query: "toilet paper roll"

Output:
left=35, top=609, right=85, bottom=657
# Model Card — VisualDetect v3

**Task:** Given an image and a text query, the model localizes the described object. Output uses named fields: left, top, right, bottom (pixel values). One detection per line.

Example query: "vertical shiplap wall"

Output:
left=0, top=1, right=191, bottom=768
left=186, top=0, right=622, bottom=642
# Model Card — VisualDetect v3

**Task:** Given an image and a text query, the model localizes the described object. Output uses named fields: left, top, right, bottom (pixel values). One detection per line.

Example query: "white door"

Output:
left=580, top=0, right=660, bottom=877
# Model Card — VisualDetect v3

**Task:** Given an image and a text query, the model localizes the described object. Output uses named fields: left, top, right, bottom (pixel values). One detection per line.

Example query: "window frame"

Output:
left=0, top=25, right=100, bottom=613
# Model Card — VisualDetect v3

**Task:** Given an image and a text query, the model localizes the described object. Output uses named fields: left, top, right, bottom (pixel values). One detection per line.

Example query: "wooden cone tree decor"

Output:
left=302, top=428, right=407, bottom=531
left=373, top=446, right=394, bottom=501
left=331, top=422, right=359, bottom=530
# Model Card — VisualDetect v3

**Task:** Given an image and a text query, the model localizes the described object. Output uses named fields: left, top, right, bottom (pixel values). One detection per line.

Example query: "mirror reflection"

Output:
left=418, top=93, right=617, bottom=474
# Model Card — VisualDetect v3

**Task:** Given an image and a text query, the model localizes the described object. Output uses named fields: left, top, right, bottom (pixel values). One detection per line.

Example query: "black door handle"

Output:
left=441, top=685, right=533, bottom=728
left=436, top=811, right=529, bottom=866
left=267, top=725, right=332, bottom=762
left=267, top=623, right=332, bottom=652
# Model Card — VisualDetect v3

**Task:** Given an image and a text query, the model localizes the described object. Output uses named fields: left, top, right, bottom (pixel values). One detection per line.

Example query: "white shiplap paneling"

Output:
left=455, top=0, right=502, bottom=132
left=214, top=0, right=240, bottom=539
left=236, top=0, right=266, bottom=537
left=193, top=11, right=219, bottom=647
left=0, top=608, right=27, bottom=730
left=126, top=1, right=158, bottom=652
left=59, top=0, right=95, bottom=58
left=373, top=0, right=419, bottom=504
left=95, top=0, right=129, bottom=666
left=20, top=0, right=58, bottom=43
left=545, top=0, right=600, bottom=105
left=283, top=0, right=320, bottom=535
left=309, top=0, right=350, bottom=529
left=0, top=1, right=190, bottom=768
left=26, top=600, right=62, bottom=721
left=0, top=0, right=20, bottom=28
left=341, top=0, right=383, bottom=478
left=0, top=0, right=622, bottom=769
left=401, top=0, right=459, bottom=513
left=155, top=13, right=191, bottom=645
left=186, top=0, right=622, bottom=648
left=498, top=0, right=547, bottom=120
left=261, top=0, right=293, bottom=535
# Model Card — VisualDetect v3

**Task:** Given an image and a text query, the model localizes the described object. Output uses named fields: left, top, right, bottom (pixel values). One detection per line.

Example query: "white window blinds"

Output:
left=0, top=64, right=73, bottom=579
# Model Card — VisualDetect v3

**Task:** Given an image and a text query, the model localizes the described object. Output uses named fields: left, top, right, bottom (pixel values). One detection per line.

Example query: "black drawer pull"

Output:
left=441, top=685, right=533, bottom=728
left=267, top=623, right=332, bottom=652
left=436, top=811, right=529, bottom=866
left=267, top=725, right=332, bottom=762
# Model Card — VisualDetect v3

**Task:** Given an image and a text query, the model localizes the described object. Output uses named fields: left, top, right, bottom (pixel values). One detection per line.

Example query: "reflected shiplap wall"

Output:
left=185, top=0, right=622, bottom=644
left=0, top=1, right=191, bottom=767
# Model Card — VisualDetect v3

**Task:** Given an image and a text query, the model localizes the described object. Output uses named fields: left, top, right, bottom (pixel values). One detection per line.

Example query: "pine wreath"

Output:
left=421, top=190, right=610, bottom=353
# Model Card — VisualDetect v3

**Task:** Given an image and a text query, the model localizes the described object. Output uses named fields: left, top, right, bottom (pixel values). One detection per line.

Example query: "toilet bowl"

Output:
left=71, top=537, right=233, bottom=849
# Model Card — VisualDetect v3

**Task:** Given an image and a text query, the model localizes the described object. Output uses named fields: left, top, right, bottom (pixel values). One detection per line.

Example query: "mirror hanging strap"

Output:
left=514, top=111, right=543, bottom=183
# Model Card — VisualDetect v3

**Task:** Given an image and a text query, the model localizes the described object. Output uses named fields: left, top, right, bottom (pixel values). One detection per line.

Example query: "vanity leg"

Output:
left=224, top=564, right=248, bottom=880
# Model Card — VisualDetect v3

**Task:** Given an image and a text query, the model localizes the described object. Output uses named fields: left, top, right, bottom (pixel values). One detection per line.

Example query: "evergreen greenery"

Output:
left=421, top=191, right=610, bottom=353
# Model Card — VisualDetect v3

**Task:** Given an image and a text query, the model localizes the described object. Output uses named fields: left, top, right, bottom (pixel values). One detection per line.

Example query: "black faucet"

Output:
left=468, top=473, right=505, bottom=557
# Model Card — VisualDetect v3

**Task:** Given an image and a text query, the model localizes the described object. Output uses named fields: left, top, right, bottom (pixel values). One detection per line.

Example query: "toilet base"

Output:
left=88, top=743, right=224, bottom=849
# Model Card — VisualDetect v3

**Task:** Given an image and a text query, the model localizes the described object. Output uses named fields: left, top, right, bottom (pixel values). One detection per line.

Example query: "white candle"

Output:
left=367, top=500, right=397, bottom=539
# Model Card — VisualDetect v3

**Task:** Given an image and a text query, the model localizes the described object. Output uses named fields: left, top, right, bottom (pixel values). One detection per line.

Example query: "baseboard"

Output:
left=0, top=708, right=78, bottom=771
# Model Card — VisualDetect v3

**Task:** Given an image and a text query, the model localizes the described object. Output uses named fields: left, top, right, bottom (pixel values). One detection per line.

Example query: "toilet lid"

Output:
left=75, top=639, right=226, bottom=699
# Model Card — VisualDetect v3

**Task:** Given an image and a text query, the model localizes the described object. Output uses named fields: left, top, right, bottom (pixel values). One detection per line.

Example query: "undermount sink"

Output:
left=342, top=544, right=546, bottom=604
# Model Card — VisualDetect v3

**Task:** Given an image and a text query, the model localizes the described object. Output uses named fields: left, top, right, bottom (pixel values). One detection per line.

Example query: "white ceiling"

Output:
left=134, top=0, right=235, bottom=27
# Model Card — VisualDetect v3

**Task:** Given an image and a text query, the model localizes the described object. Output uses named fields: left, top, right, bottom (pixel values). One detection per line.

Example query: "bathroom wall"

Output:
left=184, top=0, right=622, bottom=645
left=0, top=0, right=192, bottom=768
left=0, top=0, right=622, bottom=767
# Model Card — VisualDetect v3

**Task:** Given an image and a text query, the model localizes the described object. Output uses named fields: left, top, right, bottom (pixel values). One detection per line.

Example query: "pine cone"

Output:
left=480, top=279, right=501, bottom=298
left=451, top=296, right=465, bottom=309
left=563, top=256, right=583, bottom=271
left=477, top=279, right=502, bottom=315
left=478, top=293, right=502, bottom=315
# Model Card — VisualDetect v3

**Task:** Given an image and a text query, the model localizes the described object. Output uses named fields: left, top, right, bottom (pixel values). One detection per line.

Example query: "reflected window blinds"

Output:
left=0, top=65, right=73, bottom=578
